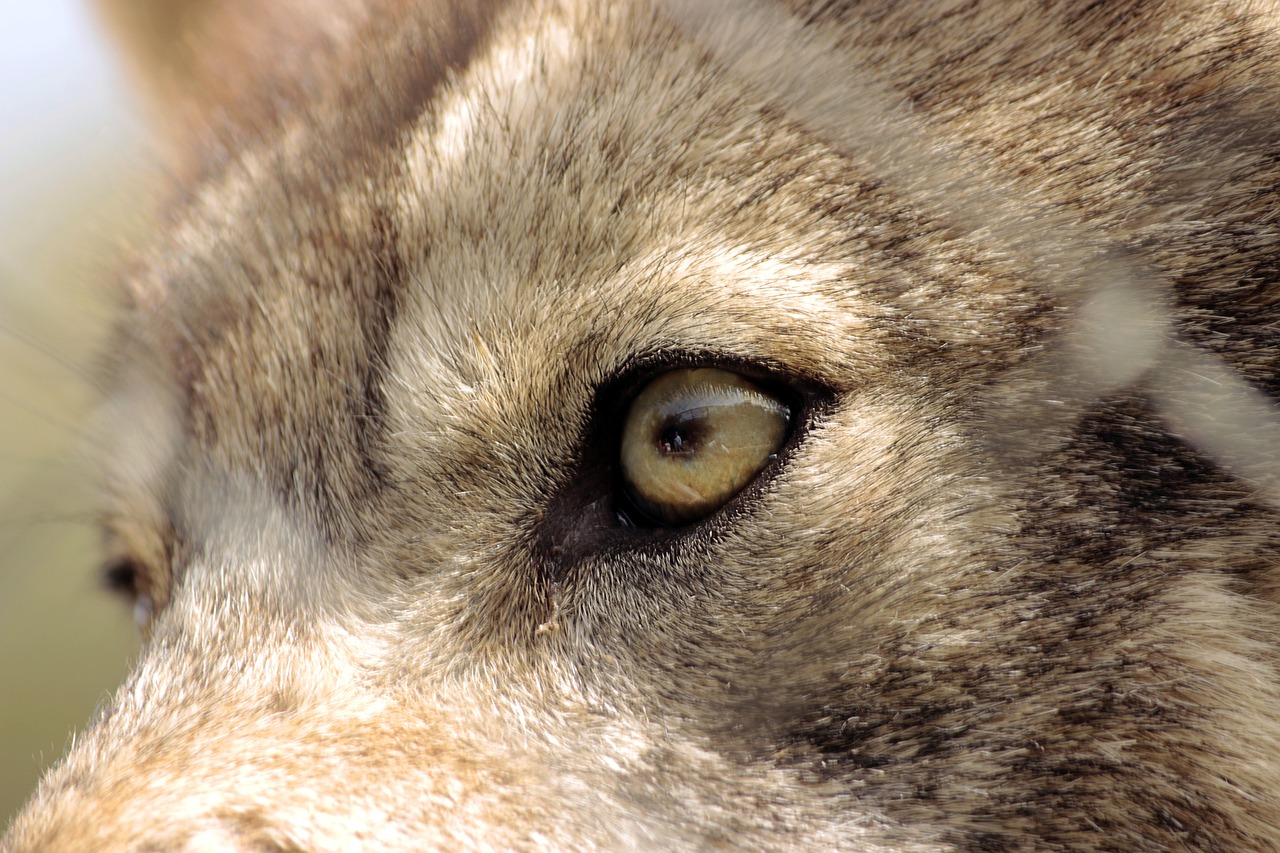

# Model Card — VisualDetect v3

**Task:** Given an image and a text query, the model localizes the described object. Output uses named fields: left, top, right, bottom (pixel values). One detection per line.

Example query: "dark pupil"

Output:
left=657, top=413, right=704, bottom=456
left=658, top=426, right=687, bottom=454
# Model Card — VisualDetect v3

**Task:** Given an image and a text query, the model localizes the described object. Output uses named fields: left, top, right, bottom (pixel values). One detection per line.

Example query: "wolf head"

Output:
left=7, top=1, right=1280, bottom=849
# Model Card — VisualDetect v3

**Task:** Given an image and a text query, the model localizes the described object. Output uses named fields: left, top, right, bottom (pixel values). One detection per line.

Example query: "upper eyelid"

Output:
left=594, top=351, right=820, bottom=423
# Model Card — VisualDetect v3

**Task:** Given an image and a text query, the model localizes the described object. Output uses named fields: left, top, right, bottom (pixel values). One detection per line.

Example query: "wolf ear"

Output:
left=93, top=0, right=372, bottom=164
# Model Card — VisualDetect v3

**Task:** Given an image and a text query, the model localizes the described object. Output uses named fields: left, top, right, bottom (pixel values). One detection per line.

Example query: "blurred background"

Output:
left=1, top=0, right=148, bottom=825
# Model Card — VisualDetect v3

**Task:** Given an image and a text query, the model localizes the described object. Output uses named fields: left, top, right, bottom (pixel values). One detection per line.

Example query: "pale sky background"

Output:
left=0, top=0, right=141, bottom=270
left=0, top=1, right=122, bottom=154
left=1, top=0, right=146, bottom=824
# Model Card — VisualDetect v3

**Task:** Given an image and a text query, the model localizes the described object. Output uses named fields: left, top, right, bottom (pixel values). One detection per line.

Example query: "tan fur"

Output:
left=6, top=0, right=1280, bottom=849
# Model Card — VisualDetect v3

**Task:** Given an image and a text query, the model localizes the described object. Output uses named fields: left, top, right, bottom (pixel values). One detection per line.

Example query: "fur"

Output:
left=5, top=0, right=1280, bottom=849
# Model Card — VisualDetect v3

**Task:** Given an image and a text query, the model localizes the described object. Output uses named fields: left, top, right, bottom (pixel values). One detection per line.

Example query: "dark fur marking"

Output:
left=349, top=203, right=403, bottom=496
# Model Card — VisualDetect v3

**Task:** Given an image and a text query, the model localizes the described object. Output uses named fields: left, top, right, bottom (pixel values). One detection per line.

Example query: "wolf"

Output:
left=5, top=0, right=1280, bottom=849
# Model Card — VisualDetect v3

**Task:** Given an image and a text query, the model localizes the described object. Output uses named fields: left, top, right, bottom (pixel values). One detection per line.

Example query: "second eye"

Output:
left=619, top=367, right=792, bottom=527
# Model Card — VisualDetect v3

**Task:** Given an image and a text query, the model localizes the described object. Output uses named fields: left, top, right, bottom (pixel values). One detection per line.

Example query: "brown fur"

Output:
left=6, top=0, right=1280, bottom=849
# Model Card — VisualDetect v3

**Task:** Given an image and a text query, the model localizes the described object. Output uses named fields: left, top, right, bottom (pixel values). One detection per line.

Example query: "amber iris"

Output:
left=619, top=368, right=791, bottom=526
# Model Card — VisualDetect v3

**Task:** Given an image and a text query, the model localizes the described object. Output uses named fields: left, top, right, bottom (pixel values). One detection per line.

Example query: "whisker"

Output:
left=0, top=388, right=96, bottom=445
left=0, top=461, right=99, bottom=599
left=0, top=318, right=101, bottom=388
left=0, top=264, right=107, bottom=386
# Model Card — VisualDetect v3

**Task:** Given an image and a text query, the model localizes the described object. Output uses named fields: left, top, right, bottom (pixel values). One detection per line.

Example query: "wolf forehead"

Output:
left=110, top=0, right=1057, bottom=527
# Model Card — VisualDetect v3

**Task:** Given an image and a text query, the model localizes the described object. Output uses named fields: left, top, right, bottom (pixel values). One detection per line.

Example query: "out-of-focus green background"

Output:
left=1, top=1, right=148, bottom=827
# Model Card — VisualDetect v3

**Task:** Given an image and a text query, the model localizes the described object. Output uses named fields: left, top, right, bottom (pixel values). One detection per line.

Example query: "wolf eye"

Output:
left=619, top=368, right=792, bottom=526
left=101, top=555, right=157, bottom=632
left=102, top=556, right=141, bottom=599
